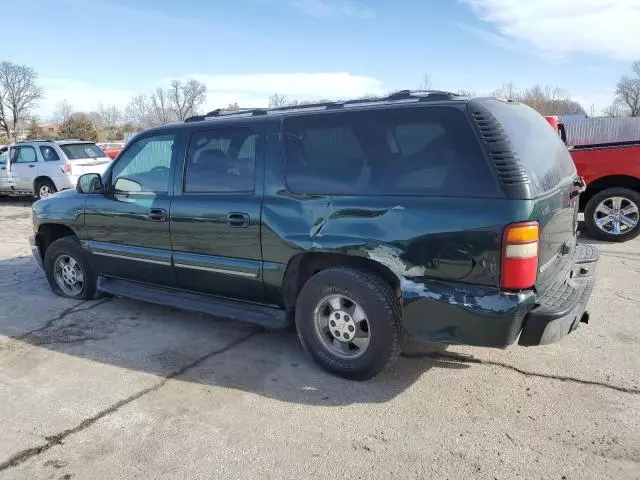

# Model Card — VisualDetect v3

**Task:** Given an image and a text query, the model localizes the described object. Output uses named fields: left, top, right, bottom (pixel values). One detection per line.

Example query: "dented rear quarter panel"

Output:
left=260, top=128, right=536, bottom=310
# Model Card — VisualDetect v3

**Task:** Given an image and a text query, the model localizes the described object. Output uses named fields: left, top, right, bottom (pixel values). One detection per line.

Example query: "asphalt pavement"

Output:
left=0, top=198, right=638, bottom=480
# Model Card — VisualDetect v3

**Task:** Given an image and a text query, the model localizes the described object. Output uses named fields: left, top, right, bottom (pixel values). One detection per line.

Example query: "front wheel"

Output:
left=44, top=236, right=98, bottom=299
left=584, top=187, right=640, bottom=242
left=295, top=267, right=404, bottom=380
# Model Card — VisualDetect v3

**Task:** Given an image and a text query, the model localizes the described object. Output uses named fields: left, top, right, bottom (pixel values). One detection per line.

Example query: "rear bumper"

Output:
left=401, top=243, right=598, bottom=348
left=518, top=243, right=598, bottom=346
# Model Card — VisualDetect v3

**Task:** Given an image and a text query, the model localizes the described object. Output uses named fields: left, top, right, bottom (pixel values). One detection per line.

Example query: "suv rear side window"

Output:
left=39, top=146, right=60, bottom=162
left=184, top=128, right=256, bottom=193
left=283, top=106, right=497, bottom=197
left=481, top=100, right=576, bottom=194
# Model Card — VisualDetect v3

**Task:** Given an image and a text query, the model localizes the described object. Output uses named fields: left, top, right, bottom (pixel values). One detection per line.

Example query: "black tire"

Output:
left=44, top=236, right=99, bottom=300
left=584, top=187, right=640, bottom=242
left=295, top=267, right=404, bottom=380
left=34, top=178, right=57, bottom=200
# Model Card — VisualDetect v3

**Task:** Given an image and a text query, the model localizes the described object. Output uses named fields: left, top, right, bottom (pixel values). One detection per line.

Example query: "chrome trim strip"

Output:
left=92, top=251, right=171, bottom=266
left=173, top=262, right=257, bottom=278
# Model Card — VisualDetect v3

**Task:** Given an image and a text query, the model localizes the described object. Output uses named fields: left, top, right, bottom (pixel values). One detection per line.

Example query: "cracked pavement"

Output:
left=0, top=198, right=638, bottom=480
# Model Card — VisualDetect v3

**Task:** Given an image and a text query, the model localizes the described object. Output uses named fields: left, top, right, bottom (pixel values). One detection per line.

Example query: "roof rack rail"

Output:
left=183, top=89, right=459, bottom=123
left=185, top=107, right=268, bottom=122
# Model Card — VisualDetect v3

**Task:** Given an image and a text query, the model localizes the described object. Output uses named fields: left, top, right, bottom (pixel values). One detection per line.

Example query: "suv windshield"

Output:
left=60, top=143, right=108, bottom=160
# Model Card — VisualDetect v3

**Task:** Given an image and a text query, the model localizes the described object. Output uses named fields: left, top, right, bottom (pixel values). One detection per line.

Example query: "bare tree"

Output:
left=125, top=94, right=151, bottom=128
left=223, top=102, right=240, bottom=111
left=491, top=82, right=517, bottom=100
left=167, top=79, right=207, bottom=121
left=52, top=99, right=73, bottom=124
left=603, top=103, right=624, bottom=117
left=149, top=87, right=174, bottom=125
left=614, top=60, right=640, bottom=117
left=0, top=61, right=44, bottom=141
left=422, top=74, right=432, bottom=90
left=98, top=104, right=122, bottom=129
left=269, top=93, right=298, bottom=107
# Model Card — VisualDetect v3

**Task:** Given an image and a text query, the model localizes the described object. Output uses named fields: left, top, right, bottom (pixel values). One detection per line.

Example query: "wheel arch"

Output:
left=33, top=175, right=56, bottom=193
left=36, top=223, right=78, bottom=259
left=282, top=251, right=402, bottom=312
left=581, top=175, right=640, bottom=210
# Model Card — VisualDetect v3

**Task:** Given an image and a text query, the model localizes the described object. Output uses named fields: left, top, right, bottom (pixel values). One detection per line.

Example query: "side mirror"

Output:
left=77, top=173, right=103, bottom=194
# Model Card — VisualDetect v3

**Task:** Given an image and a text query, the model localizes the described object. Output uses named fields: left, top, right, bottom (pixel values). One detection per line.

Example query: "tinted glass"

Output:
left=483, top=100, right=576, bottom=194
left=60, top=143, right=107, bottom=159
left=184, top=128, right=255, bottom=193
left=283, top=106, right=496, bottom=196
left=111, top=134, right=175, bottom=193
left=15, top=147, right=37, bottom=163
left=39, top=146, right=60, bottom=162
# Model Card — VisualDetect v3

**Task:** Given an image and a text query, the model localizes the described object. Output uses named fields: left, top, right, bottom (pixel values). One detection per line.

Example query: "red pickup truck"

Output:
left=545, top=116, right=640, bottom=242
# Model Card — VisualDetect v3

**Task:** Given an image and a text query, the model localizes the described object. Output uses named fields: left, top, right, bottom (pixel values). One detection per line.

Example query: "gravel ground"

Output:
left=0, top=198, right=638, bottom=480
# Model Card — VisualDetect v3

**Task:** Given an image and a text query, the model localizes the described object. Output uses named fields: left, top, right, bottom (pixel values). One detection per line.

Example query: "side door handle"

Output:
left=226, top=212, right=250, bottom=228
left=28, top=164, right=35, bottom=168
left=147, top=208, right=167, bottom=222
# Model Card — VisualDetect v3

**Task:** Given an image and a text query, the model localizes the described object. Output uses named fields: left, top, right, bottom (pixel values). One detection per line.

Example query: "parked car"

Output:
left=544, top=117, right=640, bottom=242
left=0, top=140, right=111, bottom=199
left=97, top=142, right=124, bottom=159
left=29, top=91, right=598, bottom=379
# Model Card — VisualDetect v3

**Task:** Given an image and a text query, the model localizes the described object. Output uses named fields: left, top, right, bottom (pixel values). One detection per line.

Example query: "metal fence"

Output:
left=565, top=117, right=640, bottom=146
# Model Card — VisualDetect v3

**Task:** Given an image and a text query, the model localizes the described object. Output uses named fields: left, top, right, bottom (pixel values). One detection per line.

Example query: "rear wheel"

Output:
left=35, top=178, right=57, bottom=199
left=295, top=267, right=404, bottom=380
left=584, top=187, right=640, bottom=242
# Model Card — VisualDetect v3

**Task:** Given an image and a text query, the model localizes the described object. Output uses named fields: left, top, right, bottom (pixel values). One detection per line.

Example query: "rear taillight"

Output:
left=501, top=222, right=539, bottom=290
left=60, top=163, right=72, bottom=176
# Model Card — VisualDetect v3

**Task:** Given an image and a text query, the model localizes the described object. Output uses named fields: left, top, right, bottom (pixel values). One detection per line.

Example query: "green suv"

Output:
left=29, top=91, right=599, bottom=380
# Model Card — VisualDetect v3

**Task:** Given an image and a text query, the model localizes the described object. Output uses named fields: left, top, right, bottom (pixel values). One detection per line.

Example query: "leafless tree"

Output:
left=98, top=104, right=122, bottom=130
left=269, top=93, right=298, bottom=107
left=149, top=87, right=174, bottom=125
left=223, top=102, right=240, bottom=111
left=491, top=82, right=517, bottom=100
left=125, top=94, right=151, bottom=128
left=613, top=60, right=640, bottom=117
left=52, top=99, right=73, bottom=124
left=602, top=103, right=624, bottom=117
left=422, top=74, right=432, bottom=90
left=0, top=61, right=44, bottom=141
left=167, top=79, right=207, bottom=121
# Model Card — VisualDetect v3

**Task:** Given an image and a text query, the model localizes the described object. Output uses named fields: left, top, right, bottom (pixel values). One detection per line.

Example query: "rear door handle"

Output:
left=28, top=164, right=35, bottom=168
left=147, top=208, right=167, bottom=222
left=226, top=212, right=249, bottom=227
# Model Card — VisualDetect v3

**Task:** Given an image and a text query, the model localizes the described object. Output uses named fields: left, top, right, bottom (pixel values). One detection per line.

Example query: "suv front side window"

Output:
left=110, top=134, right=175, bottom=193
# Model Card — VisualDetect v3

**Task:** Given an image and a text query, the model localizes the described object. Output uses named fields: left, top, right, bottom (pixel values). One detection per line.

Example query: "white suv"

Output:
left=0, top=140, right=111, bottom=199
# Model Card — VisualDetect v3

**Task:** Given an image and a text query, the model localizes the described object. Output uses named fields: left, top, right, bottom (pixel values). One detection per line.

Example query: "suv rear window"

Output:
left=282, top=106, right=498, bottom=197
left=60, top=143, right=107, bottom=160
left=482, top=100, right=576, bottom=194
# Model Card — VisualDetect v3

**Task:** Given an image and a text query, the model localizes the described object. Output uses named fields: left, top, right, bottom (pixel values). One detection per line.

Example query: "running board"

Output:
left=98, top=277, right=289, bottom=330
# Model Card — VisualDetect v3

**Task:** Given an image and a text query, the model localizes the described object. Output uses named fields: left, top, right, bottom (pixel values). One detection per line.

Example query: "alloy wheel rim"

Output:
left=313, top=294, right=371, bottom=359
left=39, top=185, right=53, bottom=198
left=594, top=196, right=639, bottom=235
left=53, top=254, right=85, bottom=296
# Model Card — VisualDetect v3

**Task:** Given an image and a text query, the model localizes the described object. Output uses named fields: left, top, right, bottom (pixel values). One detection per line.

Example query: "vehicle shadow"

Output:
left=0, top=196, right=34, bottom=206
left=0, top=255, right=466, bottom=406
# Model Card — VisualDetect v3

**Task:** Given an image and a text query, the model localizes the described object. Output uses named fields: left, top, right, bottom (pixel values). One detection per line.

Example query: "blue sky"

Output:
left=2, top=0, right=639, bottom=118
